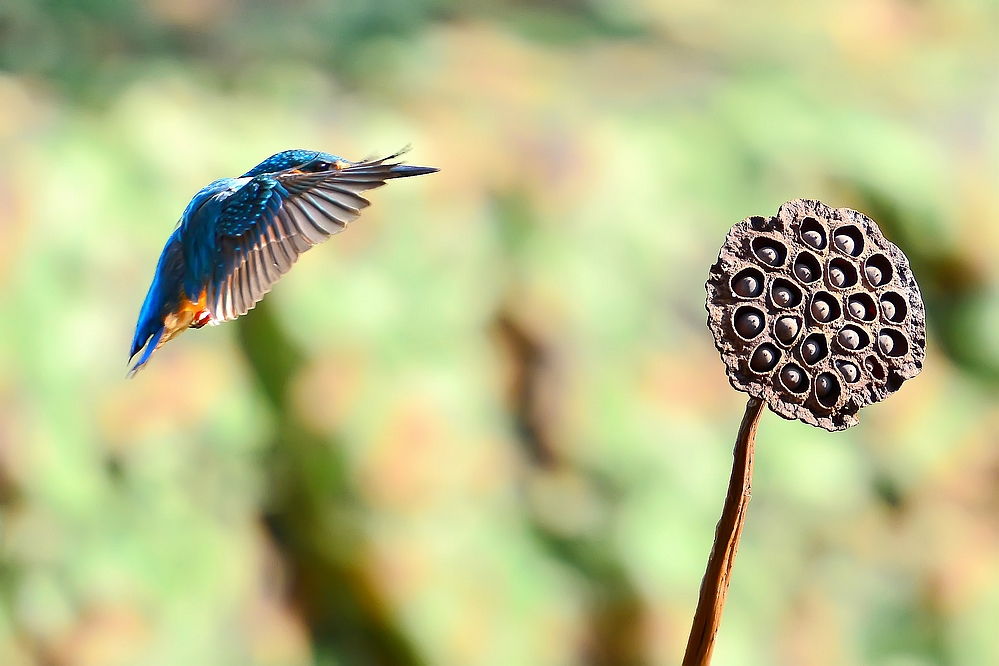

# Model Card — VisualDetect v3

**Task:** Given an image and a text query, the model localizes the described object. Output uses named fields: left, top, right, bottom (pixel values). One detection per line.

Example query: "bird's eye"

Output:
left=311, top=161, right=332, bottom=171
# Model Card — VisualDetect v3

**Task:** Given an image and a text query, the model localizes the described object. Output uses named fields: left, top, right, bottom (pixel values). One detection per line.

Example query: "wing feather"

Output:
left=265, top=228, right=294, bottom=272
left=249, top=253, right=270, bottom=301
left=231, top=266, right=245, bottom=316
left=306, top=197, right=343, bottom=238
left=257, top=242, right=278, bottom=283
left=246, top=251, right=262, bottom=299
left=307, top=188, right=363, bottom=221
left=315, top=183, right=369, bottom=210
left=238, top=263, right=252, bottom=315
left=286, top=199, right=329, bottom=245
left=300, top=195, right=348, bottom=235
left=208, top=152, right=436, bottom=322
left=221, top=277, right=233, bottom=320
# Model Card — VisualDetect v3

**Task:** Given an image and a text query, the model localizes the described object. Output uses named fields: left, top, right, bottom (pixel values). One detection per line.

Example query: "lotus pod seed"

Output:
left=829, top=267, right=846, bottom=287
left=834, top=234, right=855, bottom=254
left=879, top=334, right=894, bottom=355
left=838, top=362, right=859, bottom=383
left=775, top=316, right=800, bottom=344
left=848, top=299, right=867, bottom=319
left=794, top=263, right=814, bottom=282
left=866, top=265, right=883, bottom=285
left=757, top=246, right=779, bottom=265
left=802, top=340, right=821, bottom=364
left=802, top=230, right=823, bottom=249
left=881, top=298, right=896, bottom=320
left=780, top=365, right=807, bottom=392
left=773, top=286, right=793, bottom=307
left=811, top=299, right=831, bottom=322
left=838, top=328, right=861, bottom=350
left=735, top=311, right=763, bottom=338
left=734, top=275, right=759, bottom=297
left=815, top=374, right=835, bottom=399
left=750, top=346, right=777, bottom=372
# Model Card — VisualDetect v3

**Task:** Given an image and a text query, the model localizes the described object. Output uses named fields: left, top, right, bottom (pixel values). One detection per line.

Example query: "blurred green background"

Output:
left=1, top=1, right=999, bottom=665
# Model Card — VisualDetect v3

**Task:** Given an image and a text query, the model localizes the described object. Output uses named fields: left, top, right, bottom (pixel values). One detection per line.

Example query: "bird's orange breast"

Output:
left=162, top=290, right=210, bottom=345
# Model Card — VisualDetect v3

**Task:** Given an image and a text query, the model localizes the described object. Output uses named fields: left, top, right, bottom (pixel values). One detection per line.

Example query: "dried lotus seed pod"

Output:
left=706, top=199, right=926, bottom=431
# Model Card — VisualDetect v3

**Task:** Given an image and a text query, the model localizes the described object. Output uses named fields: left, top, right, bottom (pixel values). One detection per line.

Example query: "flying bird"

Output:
left=128, top=148, right=438, bottom=375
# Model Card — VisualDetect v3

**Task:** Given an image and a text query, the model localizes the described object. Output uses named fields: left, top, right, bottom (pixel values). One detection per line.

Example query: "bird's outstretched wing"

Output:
left=207, top=152, right=437, bottom=322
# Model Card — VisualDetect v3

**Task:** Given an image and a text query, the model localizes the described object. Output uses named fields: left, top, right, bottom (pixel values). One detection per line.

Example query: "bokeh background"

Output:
left=1, top=1, right=999, bottom=665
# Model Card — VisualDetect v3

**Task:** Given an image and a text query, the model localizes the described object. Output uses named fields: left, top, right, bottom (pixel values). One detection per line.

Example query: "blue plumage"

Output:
left=241, top=150, right=333, bottom=177
left=128, top=148, right=438, bottom=375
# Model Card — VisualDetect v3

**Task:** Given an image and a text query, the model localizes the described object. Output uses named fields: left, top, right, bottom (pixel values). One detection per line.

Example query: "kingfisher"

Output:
left=128, top=148, right=438, bottom=375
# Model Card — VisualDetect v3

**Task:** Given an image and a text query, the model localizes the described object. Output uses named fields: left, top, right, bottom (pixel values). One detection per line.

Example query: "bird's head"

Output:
left=241, top=150, right=348, bottom=177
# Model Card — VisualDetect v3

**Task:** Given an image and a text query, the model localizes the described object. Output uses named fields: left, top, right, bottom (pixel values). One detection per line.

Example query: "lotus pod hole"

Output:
left=750, top=344, right=780, bottom=373
left=731, top=267, right=765, bottom=298
left=865, top=254, right=893, bottom=287
left=706, top=199, right=926, bottom=431
left=832, top=225, right=864, bottom=257
left=771, top=279, right=802, bottom=309
left=880, top=292, right=908, bottom=323
left=865, top=355, right=886, bottom=380
left=799, top=217, right=827, bottom=250
left=836, top=360, right=860, bottom=383
left=800, top=333, right=828, bottom=366
left=774, top=316, right=802, bottom=345
left=827, top=258, right=859, bottom=289
left=734, top=306, right=765, bottom=339
left=837, top=325, right=870, bottom=351
left=779, top=364, right=809, bottom=393
left=793, top=251, right=821, bottom=284
left=878, top=328, right=909, bottom=358
left=847, top=293, right=877, bottom=322
left=810, top=292, right=841, bottom=324
left=751, top=237, right=787, bottom=267
left=814, top=372, right=841, bottom=408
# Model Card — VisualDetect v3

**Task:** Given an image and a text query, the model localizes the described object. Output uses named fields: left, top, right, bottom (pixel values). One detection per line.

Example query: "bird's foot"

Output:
left=191, top=309, right=212, bottom=329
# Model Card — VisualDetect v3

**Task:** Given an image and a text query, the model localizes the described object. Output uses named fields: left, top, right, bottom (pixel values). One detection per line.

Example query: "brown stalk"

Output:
left=682, top=397, right=764, bottom=666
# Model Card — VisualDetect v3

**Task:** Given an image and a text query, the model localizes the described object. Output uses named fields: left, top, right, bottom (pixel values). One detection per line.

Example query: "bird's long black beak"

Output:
left=389, top=164, right=440, bottom=178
